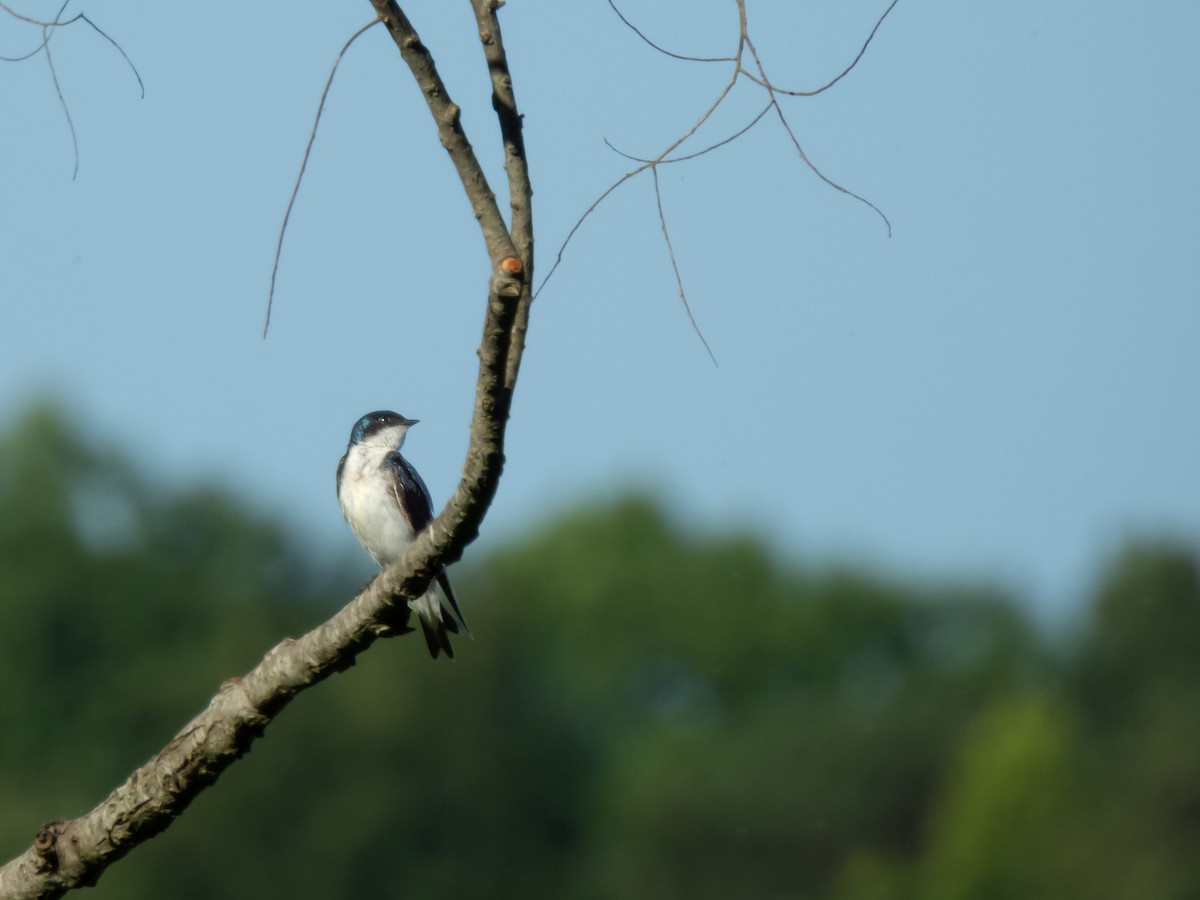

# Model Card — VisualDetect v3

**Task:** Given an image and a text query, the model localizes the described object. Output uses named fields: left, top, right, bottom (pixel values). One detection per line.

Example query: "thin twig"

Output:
left=770, top=97, right=891, bottom=236
left=80, top=12, right=145, bottom=98
left=542, top=0, right=896, bottom=360
left=42, top=14, right=79, bottom=179
left=651, top=167, right=717, bottom=366
left=606, top=0, right=733, bottom=63
left=604, top=100, right=772, bottom=166
left=742, top=26, right=892, bottom=236
left=0, top=0, right=62, bottom=25
left=0, top=0, right=61, bottom=62
left=2, top=1, right=142, bottom=87
left=0, top=42, right=44, bottom=62
left=536, top=59, right=744, bottom=300
left=1, top=10, right=142, bottom=89
left=741, top=0, right=901, bottom=97
left=3, top=1, right=144, bottom=182
left=534, top=170, right=639, bottom=300
left=263, top=17, right=380, bottom=339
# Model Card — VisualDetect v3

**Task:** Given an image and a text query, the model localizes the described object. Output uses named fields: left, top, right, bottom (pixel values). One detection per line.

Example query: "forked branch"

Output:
left=0, top=2, right=532, bottom=897
left=540, top=0, right=899, bottom=360
left=1, top=0, right=144, bottom=179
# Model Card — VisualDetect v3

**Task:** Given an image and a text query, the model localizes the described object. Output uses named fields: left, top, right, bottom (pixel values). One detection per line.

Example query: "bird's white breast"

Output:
left=338, top=443, right=415, bottom=566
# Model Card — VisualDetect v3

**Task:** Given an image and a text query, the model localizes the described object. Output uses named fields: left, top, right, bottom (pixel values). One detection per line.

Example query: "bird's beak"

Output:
left=407, top=418, right=420, bottom=427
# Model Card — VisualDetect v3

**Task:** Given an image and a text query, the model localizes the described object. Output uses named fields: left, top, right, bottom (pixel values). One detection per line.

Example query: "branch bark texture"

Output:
left=0, top=2, right=532, bottom=897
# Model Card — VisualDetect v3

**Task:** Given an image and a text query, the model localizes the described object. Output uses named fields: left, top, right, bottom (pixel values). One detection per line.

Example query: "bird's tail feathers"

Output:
left=437, top=572, right=471, bottom=636
left=410, top=589, right=459, bottom=660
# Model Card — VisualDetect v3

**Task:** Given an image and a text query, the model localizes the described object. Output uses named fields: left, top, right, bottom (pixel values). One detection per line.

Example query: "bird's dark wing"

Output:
left=386, top=452, right=470, bottom=634
left=386, top=451, right=434, bottom=533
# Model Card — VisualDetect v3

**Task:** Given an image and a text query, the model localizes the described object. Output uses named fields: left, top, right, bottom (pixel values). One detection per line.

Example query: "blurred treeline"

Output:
left=2, top=405, right=1199, bottom=899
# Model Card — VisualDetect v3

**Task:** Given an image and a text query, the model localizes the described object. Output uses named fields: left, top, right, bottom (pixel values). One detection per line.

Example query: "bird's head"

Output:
left=348, top=410, right=419, bottom=450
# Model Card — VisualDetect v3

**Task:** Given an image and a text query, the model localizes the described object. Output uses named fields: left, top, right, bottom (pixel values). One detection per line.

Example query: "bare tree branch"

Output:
left=651, top=167, right=717, bottom=366
left=366, top=0, right=530, bottom=560
left=540, top=0, right=899, bottom=354
left=42, top=22, right=79, bottom=180
left=264, top=17, right=382, bottom=339
left=368, top=0, right=516, bottom=263
left=604, top=101, right=773, bottom=166
left=536, top=46, right=744, bottom=299
left=2, top=0, right=144, bottom=179
left=0, top=2, right=532, bottom=896
left=0, top=2, right=893, bottom=893
left=471, top=0, right=535, bottom=388
left=605, top=0, right=733, bottom=63
left=740, top=23, right=892, bottom=236
left=739, top=0, right=901, bottom=97
left=0, top=0, right=66, bottom=27
left=1, top=1, right=144, bottom=89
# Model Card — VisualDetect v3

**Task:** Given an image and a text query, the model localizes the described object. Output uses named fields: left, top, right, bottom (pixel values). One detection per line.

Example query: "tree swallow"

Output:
left=336, top=410, right=468, bottom=659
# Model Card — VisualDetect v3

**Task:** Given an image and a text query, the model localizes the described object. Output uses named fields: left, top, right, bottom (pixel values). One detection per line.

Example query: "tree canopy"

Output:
left=1, top=405, right=1197, bottom=898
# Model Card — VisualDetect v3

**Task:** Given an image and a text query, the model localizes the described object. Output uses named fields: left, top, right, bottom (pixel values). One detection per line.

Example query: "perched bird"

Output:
left=336, top=410, right=468, bottom=659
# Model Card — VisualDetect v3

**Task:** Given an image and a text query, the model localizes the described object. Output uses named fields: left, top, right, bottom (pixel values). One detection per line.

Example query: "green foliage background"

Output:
left=2, top=406, right=1198, bottom=898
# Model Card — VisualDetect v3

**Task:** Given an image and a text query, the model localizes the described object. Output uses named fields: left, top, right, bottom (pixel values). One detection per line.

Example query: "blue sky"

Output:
left=2, top=1, right=1197, bottom=618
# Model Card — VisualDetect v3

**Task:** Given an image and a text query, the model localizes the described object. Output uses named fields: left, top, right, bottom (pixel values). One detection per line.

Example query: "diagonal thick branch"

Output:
left=0, top=2, right=532, bottom=898
left=470, top=0, right=534, bottom=387
left=366, top=0, right=533, bottom=566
